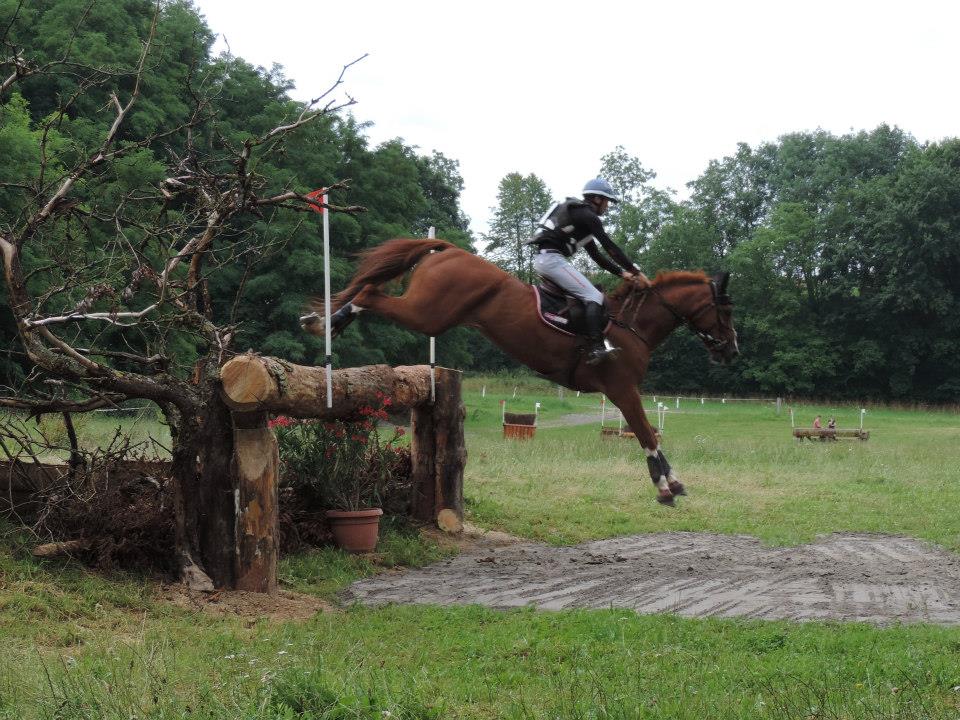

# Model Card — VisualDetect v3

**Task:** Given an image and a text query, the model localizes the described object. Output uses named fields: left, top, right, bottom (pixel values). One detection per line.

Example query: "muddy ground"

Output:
left=346, top=530, right=960, bottom=625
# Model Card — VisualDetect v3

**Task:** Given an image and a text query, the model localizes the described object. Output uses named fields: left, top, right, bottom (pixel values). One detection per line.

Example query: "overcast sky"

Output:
left=192, top=0, right=960, bottom=236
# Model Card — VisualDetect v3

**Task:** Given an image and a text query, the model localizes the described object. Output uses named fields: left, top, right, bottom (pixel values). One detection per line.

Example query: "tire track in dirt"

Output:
left=344, top=532, right=960, bottom=625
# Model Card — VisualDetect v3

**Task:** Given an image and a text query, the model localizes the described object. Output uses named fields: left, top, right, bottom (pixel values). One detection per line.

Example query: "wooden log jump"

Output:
left=793, top=428, right=870, bottom=441
left=219, top=355, right=466, bottom=592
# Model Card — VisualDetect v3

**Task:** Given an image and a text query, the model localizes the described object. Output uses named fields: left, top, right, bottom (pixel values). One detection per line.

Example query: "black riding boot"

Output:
left=584, top=301, right=618, bottom=365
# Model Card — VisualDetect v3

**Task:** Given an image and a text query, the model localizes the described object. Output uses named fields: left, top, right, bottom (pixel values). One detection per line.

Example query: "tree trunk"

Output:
left=165, top=390, right=237, bottom=590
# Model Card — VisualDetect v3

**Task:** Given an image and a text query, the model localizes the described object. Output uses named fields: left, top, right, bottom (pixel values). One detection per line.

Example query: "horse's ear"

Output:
left=714, top=271, right=730, bottom=295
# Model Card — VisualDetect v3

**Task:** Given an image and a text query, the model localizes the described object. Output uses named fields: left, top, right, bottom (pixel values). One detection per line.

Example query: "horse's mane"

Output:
left=651, top=270, right=710, bottom=286
left=609, top=270, right=709, bottom=303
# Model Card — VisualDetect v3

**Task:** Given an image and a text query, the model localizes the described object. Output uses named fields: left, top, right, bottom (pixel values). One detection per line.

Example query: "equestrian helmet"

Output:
left=582, top=178, right=620, bottom=203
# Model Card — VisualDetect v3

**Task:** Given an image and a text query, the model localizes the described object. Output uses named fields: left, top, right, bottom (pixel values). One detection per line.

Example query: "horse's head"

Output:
left=616, top=271, right=739, bottom=364
left=692, top=272, right=739, bottom=364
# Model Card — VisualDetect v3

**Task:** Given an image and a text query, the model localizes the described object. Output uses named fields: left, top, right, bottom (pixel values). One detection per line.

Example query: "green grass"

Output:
left=3, top=376, right=960, bottom=717
left=461, top=377, right=960, bottom=550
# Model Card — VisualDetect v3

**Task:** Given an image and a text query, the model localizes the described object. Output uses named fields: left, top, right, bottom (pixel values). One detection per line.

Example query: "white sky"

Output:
left=192, top=0, right=960, bottom=236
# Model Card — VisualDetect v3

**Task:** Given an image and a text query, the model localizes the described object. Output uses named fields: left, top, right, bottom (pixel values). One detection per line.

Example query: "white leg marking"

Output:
left=350, top=303, right=365, bottom=314
left=656, top=477, right=669, bottom=491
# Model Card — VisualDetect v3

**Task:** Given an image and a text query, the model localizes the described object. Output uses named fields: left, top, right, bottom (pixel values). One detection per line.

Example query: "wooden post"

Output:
left=411, top=367, right=465, bottom=529
left=230, top=411, right=278, bottom=593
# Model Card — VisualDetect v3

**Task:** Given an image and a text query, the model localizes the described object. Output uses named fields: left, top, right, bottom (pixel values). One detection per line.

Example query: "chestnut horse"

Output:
left=305, top=238, right=738, bottom=505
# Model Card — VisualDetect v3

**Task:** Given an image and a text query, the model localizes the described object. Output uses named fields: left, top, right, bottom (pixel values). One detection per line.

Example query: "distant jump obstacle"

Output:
left=793, top=428, right=870, bottom=442
left=503, top=412, right=536, bottom=440
left=219, top=355, right=466, bottom=592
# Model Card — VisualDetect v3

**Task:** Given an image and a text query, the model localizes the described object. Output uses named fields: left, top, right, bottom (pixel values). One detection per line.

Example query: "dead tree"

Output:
left=0, top=9, right=365, bottom=588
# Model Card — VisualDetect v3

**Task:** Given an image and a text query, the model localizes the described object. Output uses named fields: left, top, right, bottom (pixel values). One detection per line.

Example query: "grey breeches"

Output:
left=533, top=251, right=604, bottom=305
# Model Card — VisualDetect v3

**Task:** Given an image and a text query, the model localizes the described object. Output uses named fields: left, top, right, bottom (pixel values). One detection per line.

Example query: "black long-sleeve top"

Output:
left=529, top=198, right=639, bottom=276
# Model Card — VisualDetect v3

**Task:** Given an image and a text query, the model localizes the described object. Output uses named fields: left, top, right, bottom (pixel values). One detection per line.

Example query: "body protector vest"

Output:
left=525, top=198, right=592, bottom=257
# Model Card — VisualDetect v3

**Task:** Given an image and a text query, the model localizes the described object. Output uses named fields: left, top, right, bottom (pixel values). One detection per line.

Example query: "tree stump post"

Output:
left=410, top=367, right=465, bottom=527
left=230, top=410, right=279, bottom=593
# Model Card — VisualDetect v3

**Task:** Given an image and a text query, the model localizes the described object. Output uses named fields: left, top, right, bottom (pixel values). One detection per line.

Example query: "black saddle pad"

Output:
left=533, top=285, right=589, bottom=335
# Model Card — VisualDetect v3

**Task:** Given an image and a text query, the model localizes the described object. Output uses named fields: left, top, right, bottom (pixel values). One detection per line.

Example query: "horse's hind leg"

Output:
left=607, top=387, right=682, bottom=505
left=349, top=283, right=463, bottom=336
left=301, top=289, right=362, bottom=338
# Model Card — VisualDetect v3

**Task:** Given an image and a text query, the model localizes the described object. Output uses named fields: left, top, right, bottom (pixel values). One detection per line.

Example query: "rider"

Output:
left=526, top=178, right=647, bottom=365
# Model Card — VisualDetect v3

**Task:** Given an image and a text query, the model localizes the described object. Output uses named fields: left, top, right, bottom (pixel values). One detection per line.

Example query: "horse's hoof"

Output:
left=656, top=493, right=676, bottom=507
left=668, top=481, right=687, bottom=496
left=299, top=312, right=323, bottom=336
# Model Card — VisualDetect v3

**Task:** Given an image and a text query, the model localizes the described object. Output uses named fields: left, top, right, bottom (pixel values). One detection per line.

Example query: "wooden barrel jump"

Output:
left=503, top=412, right=536, bottom=439
left=219, top=354, right=466, bottom=593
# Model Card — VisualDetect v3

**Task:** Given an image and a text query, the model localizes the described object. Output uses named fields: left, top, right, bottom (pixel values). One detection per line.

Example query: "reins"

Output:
left=612, top=280, right=732, bottom=351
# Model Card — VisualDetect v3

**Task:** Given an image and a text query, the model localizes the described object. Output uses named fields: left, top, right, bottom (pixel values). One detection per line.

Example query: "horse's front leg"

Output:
left=607, top=388, right=682, bottom=506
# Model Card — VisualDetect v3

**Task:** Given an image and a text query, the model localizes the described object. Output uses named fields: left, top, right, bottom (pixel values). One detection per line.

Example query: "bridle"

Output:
left=613, top=279, right=733, bottom=351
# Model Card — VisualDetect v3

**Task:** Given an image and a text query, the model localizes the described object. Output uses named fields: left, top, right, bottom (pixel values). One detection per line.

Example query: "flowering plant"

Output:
left=271, top=392, right=410, bottom=512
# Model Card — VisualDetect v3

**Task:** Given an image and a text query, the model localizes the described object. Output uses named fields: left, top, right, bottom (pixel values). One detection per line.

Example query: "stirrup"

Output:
left=585, top=343, right=619, bottom=366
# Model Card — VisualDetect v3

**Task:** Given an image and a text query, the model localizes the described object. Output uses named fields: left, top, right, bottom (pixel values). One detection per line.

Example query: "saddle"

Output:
left=532, top=277, right=610, bottom=336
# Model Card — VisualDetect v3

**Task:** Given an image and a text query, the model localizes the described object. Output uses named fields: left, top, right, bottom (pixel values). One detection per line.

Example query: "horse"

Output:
left=304, top=238, right=738, bottom=505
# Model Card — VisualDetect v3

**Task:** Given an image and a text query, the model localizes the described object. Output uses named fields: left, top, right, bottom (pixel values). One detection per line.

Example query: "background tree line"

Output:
left=487, top=130, right=960, bottom=402
left=2, top=0, right=959, bottom=403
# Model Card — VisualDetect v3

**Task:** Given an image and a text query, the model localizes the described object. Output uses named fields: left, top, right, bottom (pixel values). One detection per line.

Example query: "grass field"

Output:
left=3, top=375, right=960, bottom=718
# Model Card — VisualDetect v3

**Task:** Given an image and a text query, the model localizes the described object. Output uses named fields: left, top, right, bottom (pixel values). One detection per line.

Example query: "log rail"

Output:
left=793, top=428, right=870, bottom=441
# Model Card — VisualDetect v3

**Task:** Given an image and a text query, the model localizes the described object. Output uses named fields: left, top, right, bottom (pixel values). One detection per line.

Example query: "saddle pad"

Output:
left=532, top=286, right=577, bottom=336
left=531, top=287, right=614, bottom=337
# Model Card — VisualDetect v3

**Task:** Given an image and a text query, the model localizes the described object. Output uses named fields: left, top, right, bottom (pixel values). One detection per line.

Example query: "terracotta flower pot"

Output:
left=325, top=508, right=383, bottom=553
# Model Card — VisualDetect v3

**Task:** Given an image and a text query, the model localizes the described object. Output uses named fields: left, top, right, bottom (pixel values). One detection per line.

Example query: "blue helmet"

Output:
left=583, top=178, right=620, bottom=203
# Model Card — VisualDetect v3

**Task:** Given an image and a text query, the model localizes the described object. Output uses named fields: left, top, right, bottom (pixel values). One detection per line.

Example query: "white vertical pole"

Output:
left=860, top=408, right=866, bottom=430
left=500, top=399, right=505, bottom=424
left=790, top=407, right=795, bottom=428
left=512, top=386, right=518, bottom=398
left=676, top=396, right=680, bottom=409
left=701, top=397, right=704, bottom=405
left=427, top=226, right=436, bottom=403
left=322, top=191, right=333, bottom=409
left=481, top=385, right=486, bottom=398
left=535, top=401, right=541, bottom=424
left=600, top=395, right=606, bottom=427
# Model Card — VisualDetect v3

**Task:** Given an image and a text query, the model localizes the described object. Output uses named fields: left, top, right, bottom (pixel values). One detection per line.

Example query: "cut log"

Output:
left=32, top=539, right=89, bottom=558
left=220, top=355, right=432, bottom=417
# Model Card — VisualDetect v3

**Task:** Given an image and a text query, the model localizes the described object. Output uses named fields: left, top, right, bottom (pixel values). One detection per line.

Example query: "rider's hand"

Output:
left=623, top=271, right=650, bottom=287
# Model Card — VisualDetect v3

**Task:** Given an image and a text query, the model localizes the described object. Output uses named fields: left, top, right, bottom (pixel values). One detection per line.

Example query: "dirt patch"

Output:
left=537, top=412, right=604, bottom=428
left=160, top=585, right=332, bottom=622
left=345, top=532, right=960, bottom=625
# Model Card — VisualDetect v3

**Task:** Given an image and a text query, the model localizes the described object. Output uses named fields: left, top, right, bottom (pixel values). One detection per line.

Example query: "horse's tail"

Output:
left=330, top=238, right=456, bottom=310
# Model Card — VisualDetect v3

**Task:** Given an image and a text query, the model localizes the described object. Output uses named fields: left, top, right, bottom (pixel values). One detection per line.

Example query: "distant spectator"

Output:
left=827, top=417, right=836, bottom=429
left=813, top=415, right=822, bottom=429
